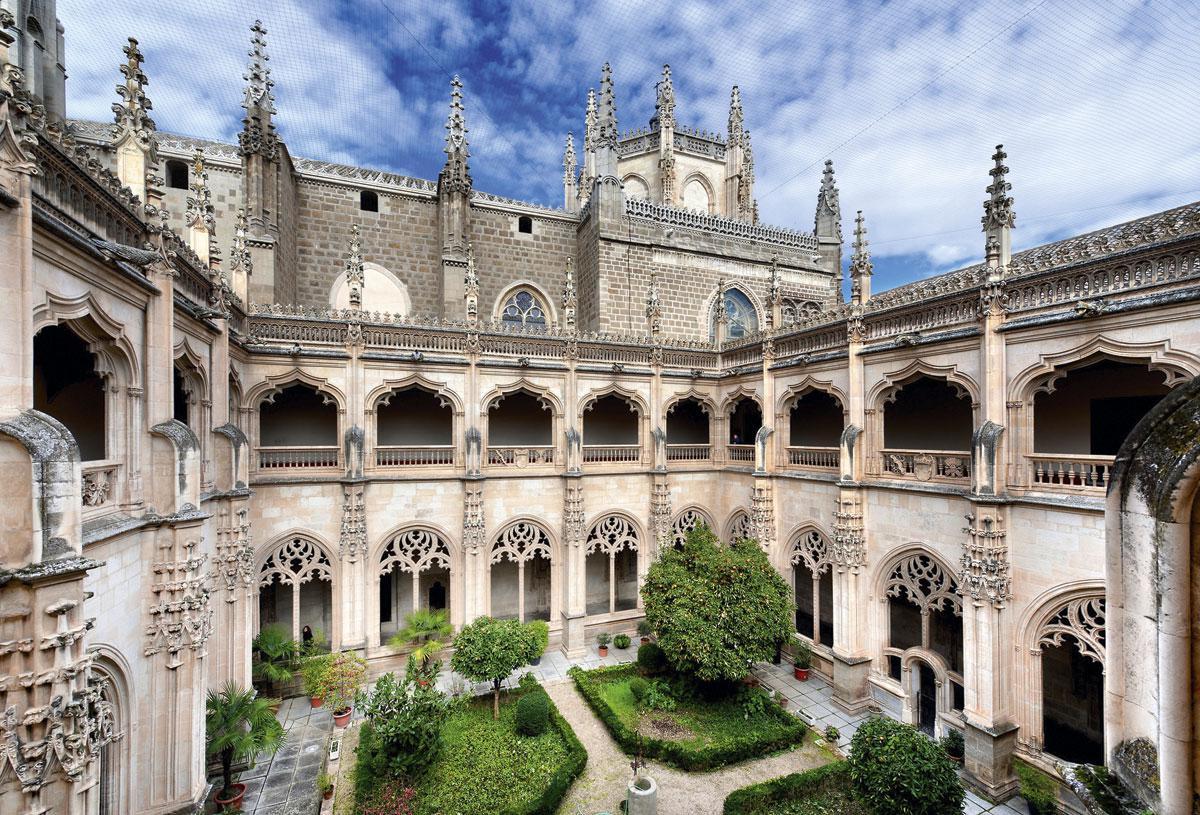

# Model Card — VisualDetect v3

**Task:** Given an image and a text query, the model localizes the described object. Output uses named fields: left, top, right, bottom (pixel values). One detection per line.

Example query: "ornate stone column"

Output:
left=461, top=482, right=486, bottom=624
left=338, top=482, right=368, bottom=652
left=560, top=478, right=587, bottom=658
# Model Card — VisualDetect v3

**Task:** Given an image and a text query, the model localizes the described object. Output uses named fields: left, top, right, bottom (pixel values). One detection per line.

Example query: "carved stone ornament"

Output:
left=959, top=513, right=1011, bottom=606
left=145, top=538, right=213, bottom=665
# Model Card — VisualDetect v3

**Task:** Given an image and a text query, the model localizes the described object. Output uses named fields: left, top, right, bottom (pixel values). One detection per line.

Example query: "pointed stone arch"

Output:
left=487, top=517, right=558, bottom=622
left=480, top=379, right=564, bottom=418
left=681, top=171, right=716, bottom=213
left=703, top=281, right=763, bottom=337
left=579, top=383, right=648, bottom=417
left=246, top=368, right=347, bottom=412
left=373, top=523, right=456, bottom=640
left=33, top=291, right=141, bottom=389
left=721, top=385, right=763, bottom=414
left=787, top=523, right=835, bottom=647
left=584, top=511, right=642, bottom=615
left=725, top=508, right=752, bottom=542
left=256, top=532, right=337, bottom=644
left=664, top=388, right=718, bottom=416
left=777, top=377, right=848, bottom=415
left=868, top=360, right=981, bottom=410
left=366, top=373, right=463, bottom=416
left=1009, top=335, right=1199, bottom=403
left=670, top=505, right=714, bottom=548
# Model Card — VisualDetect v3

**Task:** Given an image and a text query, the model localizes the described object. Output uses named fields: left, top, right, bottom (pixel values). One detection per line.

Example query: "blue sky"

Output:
left=59, top=0, right=1200, bottom=292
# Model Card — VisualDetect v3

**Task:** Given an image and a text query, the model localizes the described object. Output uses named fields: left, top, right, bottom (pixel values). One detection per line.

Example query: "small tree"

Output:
left=355, top=665, right=451, bottom=778
left=640, top=525, right=793, bottom=682
left=205, top=681, right=284, bottom=800
left=450, top=617, right=538, bottom=718
left=317, top=652, right=368, bottom=714
left=387, top=608, right=453, bottom=670
left=849, top=716, right=965, bottom=815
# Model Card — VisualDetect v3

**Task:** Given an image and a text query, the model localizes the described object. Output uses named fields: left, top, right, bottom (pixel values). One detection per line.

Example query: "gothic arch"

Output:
left=372, top=521, right=460, bottom=569
left=783, top=522, right=835, bottom=573
left=579, top=383, right=648, bottom=417
left=87, top=645, right=131, bottom=815
left=875, top=546, right=963, bottom=614
left=703, top=282, right=764, bottom=336
left=480, top=379, right=564, bottom=418
left=373, top=523, right=456, bottom=637
left=487, top=517, right=559, bottom=623
left=256, top=531, right=337, bottom=584
left=670, top=505, right=715, bottom=548
left=366, top=374, right=464, bottom=416
left=584, top=511, right=644, bottom=553
left=33, top=291, right=140, bottom=389
left=621, top=173, right=650, bottom=201
left=491, top=280, right=559, bottom=327
left=246, top=368, right=347, bottom=413
left=725, top=509, right=752, bottom=542
left=664, top=388, right=718, bottom=416
left=173, top=337, right=209, bottom=395
left=777, top=378, right=848, bottom=416
left=867, top=360, right=981, bottom=410
left=1008, top=335, right=1199, bottom=403
left=328, top=261, right=411, bottom=316
left=681, top=171, right=715, bottom=213
left=721, top=386, right=763, bottom=415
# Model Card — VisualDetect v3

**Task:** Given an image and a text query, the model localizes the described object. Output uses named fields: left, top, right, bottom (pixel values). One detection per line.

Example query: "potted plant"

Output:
left=823, top=724, right=840, bottom=745
left=206, top=681, right=284, bottom=812
left=637, top=620, right=653, bottom=645
left=251, top=624, right=298, bottom=696
left=318, top=652, right=368, bottom=728
left=300, top=652, right=332, bottom=708
left=613, top=633, right=631, bottom=650
left=316, top=770, right=335, bottom=801
left=597, top=631, right=612, bottom=657
left=526, top=619, right=549, bottom=666
left=387, top=608, right=452, bottom=675
left=941, top=728, right=965, bottom=764
left=794, top=641, right=813, bottom=681
left=774, top=689, right=788, bottom=709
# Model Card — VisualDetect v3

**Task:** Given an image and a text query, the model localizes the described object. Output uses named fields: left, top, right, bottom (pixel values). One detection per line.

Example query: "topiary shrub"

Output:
left=1014, top=758, right=1058, bottom=815
left=629, top=676, right=649, bottom=702
left=636, top=642, right=667, bottom=674
left=515, top=689, right=550, bottom=736
left=849, top=716, right=964, bottom=815
left=613, top=633, right=631, bottom=649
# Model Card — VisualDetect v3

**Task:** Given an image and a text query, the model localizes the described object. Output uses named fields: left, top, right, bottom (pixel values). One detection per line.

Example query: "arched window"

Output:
left=583, top=393, right=640, bottom=462
left=258, top=383, right=339, bottom=468
left=489, top=521, right=553, bottom=622
left=500, top=288, right=548, bottom=330
left=683, top=176, right=710, bottom=212
left=665, top=396, right=711, bottom=461
left=790, top=529, right=833, bottom=646
left=881, top=376, right=972, bottom=481
left=712, top=287, right=759, bottom=339
left=378, top=528, right=452, bottom=639
left=728, top=396, right=762, bottom=446
left=487, top=388, right=554, bottom=466
left=585, top=515, right=639, bottom=614
left=517, top=215, right=533, bottom=234
left=670, top=508, right=712, bottom=549
left=258, top=536, right=334, bottom=643
left=376, top=386, right=454, bottom=466
left=623, top=175, right=649, bottom=201
left=165, top=159, right=188, bottom=190
left=33, top=324, right=107, bottom=461
left=360, top=189, right=379, bottom=212
left=1037, top=596, right=1105, bottom=764
left=727, top=510, right=751, bottom=543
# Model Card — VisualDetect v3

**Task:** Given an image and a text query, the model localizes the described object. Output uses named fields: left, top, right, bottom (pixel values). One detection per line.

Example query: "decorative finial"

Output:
left=464, top=242, right=479, bottom=322
left=728, top=86, right=744, bottom=141
left=345, top=224, right=364, bottom=309
left=815, top=159, right=842, bottom=240
left=850, top=210, right=873, bottom=304
left=184, top=148, right=214, bottom=234
left=441, top=76, right=471, bottom=190
left=240, top=21, right=278, bottom=158
left=646, top=271, right=663, bottom=336
left=563, top=132, right=576, bottom=183
left=714, top=277, right=728, bottom=323
left=982, top=144, right=1015, bottom=232
left=652, top=64, right=675, bottom=130
left=584, top=89, right=598, bottom=152
left=112, top=37, right=157, bottom=157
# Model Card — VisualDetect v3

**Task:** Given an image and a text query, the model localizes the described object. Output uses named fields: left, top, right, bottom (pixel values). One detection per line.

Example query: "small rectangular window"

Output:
left=360, top=190, right=379, bottom=212
left=517, top=215, right=533, bottom=233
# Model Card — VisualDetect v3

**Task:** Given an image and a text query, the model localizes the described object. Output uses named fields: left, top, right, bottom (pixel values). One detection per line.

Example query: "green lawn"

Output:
left=412, top=692, right=580, bottom=815
left=724, top=763, right=870, bottom=815
left=570, top=664, right=807, bottom=770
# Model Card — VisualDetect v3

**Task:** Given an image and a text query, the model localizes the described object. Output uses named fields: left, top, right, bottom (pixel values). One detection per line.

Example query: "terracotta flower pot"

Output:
left=794, top=666, right=810, bottom=681
left=640, top=636, right=650, bottom=645
left=777, top=697, right=788, bottom=709
left=214, top=782, right=247, bottom=812
left=598, top=645, right=608, bottom=657
left=310, top=696, right=323, bottom=709
left=323, top=788, right=334, bottom=801
left=333, top=707, right=352, bottom=728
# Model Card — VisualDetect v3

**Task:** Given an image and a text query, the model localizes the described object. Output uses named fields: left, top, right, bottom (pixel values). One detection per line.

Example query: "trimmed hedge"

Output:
left=516, top=690, right=549, bottom=736
left=569, top=664, right=805, bottom=771
left=525, top=685, right=588, bottom=815
left=722, top=762, right=854, bottom=814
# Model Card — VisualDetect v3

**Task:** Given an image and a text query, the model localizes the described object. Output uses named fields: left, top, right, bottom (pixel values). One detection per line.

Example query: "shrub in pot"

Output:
left=613, top=633, right=631, bottom=649
left=526, top=619, right=549, bottom=666
left=317, top=652, right=367, bottom=727
left=636, top=619, right=653, bottom=644
left=823, top=724, right=841, bottom=745
left=316, top=771, right=334, bottom=801
left=597, top=631, right=612, bottom=657
left=251, top=624, right=298, bottom=696
left=941, top=728, right=965, bottom=763
left=794, top=640, right=813, bottom=680
left=300, top=652, right=332, bottom=707
left=206, top=681, right=283, bottom=812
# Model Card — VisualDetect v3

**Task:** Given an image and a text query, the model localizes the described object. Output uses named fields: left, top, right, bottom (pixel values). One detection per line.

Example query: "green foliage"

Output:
left=450, top=617, right=539, bottom=718
left=517, top=671, right=540, bottom=691
left=569, top=664, right=805, bottom=771
left=793, top=641, right=813, bottom=669
left=636, top=642, right=668, bottom=674
left=596, top=631, right=612, bottom=647
left=722, top=762, right=869, bottom=815
left=526, top=619, right=550, bottom=657
left=252, top=624, right=299, bottom=686
left=354, top=669, right=452, bottom=779
left=516, top=690, right=550, bottom=736
left=637, top=619, right=653, bottom=637
left=388, top=609, right=453, bottom=668
left=1014, top=758, right=1059, bottom=815
left=740, top=686, right=772, bottom=718
left=642, top=679, right=677, bottom=712
left=823, top=725, right=840, bottom=744
left=641, top=526, right=793, bottom=682
left=316, top=771, right=334, bottom=794
left=205, top=681, right=284, bottom=798
left=613, top=633, right=632, bottom=649
left=316, top=652, right=368, bottom=713
left=848, top=716, right=964, bottom=815
left=940, top=728, right=965, bottom=758
left=629, top=676, right=649, bottom=702
left=300, top=652, right=334, bottom=699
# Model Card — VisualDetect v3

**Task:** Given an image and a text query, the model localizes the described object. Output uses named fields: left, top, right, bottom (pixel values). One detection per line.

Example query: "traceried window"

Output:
left=712, top=287, right=759, bottom=339
left=501, top=289, right=548, bottom=330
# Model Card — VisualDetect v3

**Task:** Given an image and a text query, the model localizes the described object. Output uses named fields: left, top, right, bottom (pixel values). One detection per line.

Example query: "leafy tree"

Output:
left=450, top=617, right=539, bottom=718
left=640, top=525, right=793, bottom=682
left=355, top=664, right=452, bottom=778
left=205, top=681, right=284, bottom=799
left=387, top=608, right=453, bottom=670
left=316, top=652, right=368, bottom=714
left=849, top=716, right=965, bottom=815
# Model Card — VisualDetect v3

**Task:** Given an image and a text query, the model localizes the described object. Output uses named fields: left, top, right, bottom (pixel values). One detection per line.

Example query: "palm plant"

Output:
left=388, top=609, right=452, bottom=669
left=205, top=681, right=284, bottom=800
left=252, top=624, right=299, bottom=688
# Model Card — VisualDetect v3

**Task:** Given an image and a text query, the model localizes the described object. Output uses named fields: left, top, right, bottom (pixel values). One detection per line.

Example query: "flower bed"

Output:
left=722, top=762, right=869, bottom=814
left=569, top=663, right=806, bottom=771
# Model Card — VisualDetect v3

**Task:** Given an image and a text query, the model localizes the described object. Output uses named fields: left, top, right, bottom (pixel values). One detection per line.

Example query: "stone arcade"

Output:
left=0, top=4, right=1198, bottom=813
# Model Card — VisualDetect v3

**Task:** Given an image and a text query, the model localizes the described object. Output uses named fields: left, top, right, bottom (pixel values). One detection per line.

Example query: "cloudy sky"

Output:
left=59, top=0, right=1200, bottom=291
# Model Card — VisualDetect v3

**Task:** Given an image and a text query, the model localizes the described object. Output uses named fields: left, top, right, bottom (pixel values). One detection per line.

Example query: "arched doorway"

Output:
left=258, top=536, right=335, bottom=642
left=789, top=528, right=833, bottom=647
left=378, top=527, right=452, bottom=641
left=915, top=660, right=938, bottom=737
left=1036, top=595, right=1106, bottom=765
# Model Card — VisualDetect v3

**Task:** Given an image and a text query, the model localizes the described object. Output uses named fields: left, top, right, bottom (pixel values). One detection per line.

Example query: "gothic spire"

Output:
left=982, top=144, right=1015, bottom=232
left=111, top=37, right=157, bottom=160
left=652, top=63, right=675, bottom=130
left=562, top=132, right=576, bottom=185
left=814, top=159, right=842, bottom=240
left=584, top=88, right=598, bottom=152
left=728, top=85, right=744, bottom=142
left=345, top=224, right=364, bottom=310
left=598, top=63, right=618, bottom=148
left=239, top=21, right=278, bottom=158
left=850, top=210, right=873, bottom=304
left=440, top=75, right=471, bottom=191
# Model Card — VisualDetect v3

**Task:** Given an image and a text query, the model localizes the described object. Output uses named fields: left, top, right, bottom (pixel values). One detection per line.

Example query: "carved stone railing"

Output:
left=1005, top=247, right=1200, bottom=314
left=625, top=198, right=820, bottom=250
left=81, top=460, right=120, bottom=511
left=727, top=444, right=755, bottom=463
left=666, top=444, right=710, bottom=462
left=874, top=449, right=970, bottom=483
left=375, top=446, right=455, bottom=467
left=787, top=446, right=839, bottom=470
left=1027, top=453, right=1113, bottom=493
left=864, top=294, right=979, bottom=341
left=256, top=446, right=340, bottom=470
left=487, top=446, right=555, bottom=468
left=582, top=444, right=641, bottom=464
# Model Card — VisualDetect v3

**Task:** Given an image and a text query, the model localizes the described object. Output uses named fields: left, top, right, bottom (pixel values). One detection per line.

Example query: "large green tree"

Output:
left=449, top=617, right=539, bottom=718
left=641, top=524, right=793, bottom=682
left=848, top=716, right=964, bottom=815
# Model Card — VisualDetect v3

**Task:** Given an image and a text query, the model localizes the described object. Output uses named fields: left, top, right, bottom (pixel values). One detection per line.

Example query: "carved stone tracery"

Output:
left=790, top=529, right=832, bottom=575
left=489, top=521, right=552, bottom=564
left=145, top=538, right=213, bottom=665
left=884, top=553, right=962, bottom=616
left=1038, top=596, right=1106, bottom=664
left=670, top=507, right=711, bottom=549
left=259, top=536, right=333, bottom=587
left=585, top=515, right=639, bottom=555
left=379, top=528, right=451, bottom=576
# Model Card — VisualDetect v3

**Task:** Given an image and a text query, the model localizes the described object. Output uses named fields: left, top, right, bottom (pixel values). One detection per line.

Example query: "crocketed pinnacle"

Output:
left=850, top=211, right=873, bottom=276
left=982, top=144, right=1015, bottom=232
left=728, top=85, right=743, bottom=141
left=441, top=76, right=471, bottom=188
left=584, top=89, right=598, bottom=152
left=242, top=20, right=276, bottom=114
left=112, top=37, right=156, bottom=156
left=814, top=159, right=842, bottom=240
left=562, top=256, right=577, bottom=309
left=598, top=63, right=618, bottom=147
left=562, top=133, right=576, bottom=183
left=345, top=224, right=364, bottom=309
left=652, top=64, right=675, bottom=130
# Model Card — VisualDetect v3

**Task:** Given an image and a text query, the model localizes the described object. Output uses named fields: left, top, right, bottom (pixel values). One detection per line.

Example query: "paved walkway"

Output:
left=239, top=696, right=333, bottom=815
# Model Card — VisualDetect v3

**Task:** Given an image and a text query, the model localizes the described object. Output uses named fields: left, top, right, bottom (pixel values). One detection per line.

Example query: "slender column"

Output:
left=561, top=478, right=587, bottom=657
